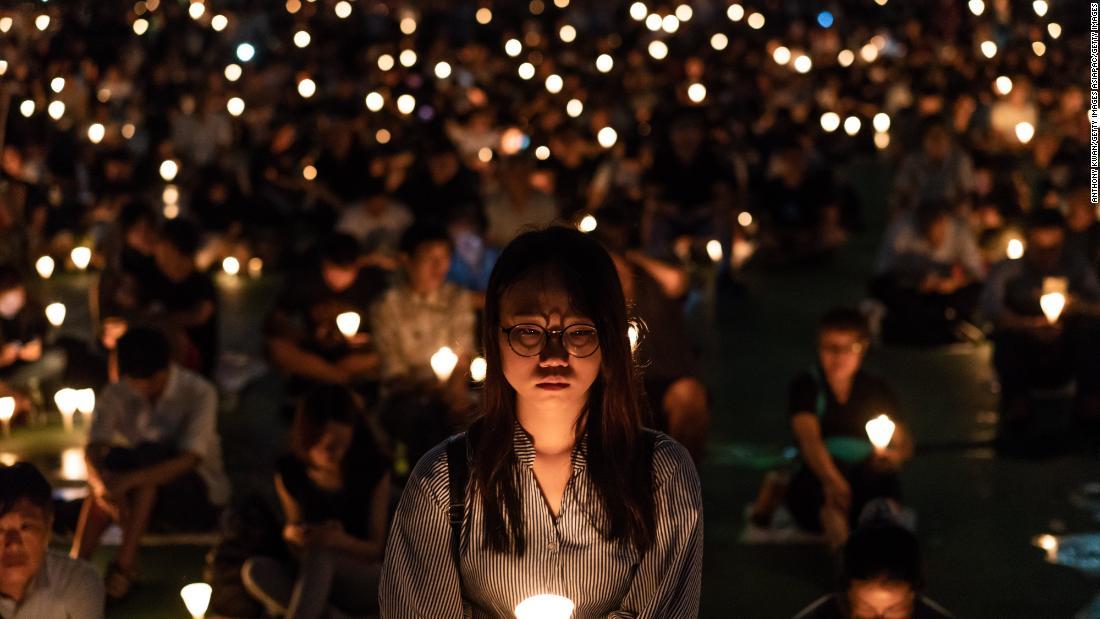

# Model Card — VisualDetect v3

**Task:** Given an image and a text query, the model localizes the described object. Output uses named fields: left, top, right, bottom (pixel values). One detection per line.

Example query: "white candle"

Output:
left=45, top=302, right=66, bottom=327
left=865, top=414, right=896, bottom=452
left=1039, top=292, right=1065, bottom=324
left=0, top=397, right=14, bottom=438
left=336, top=312, right=361, bottom=338
left=222, top=256, right=240, bottom=276
left=431, top=346, right=459, bottom=382
left=54, top=388, right=78, bottom=431
left=60, top=447, right=87, bottom=481
left=1006, top=238, right=1024, bottom=260
left=706, top=240, right=723, bottom=263
left=515, top=594, right=575, bottom=619
left=180, top=582, right=212, bottom=619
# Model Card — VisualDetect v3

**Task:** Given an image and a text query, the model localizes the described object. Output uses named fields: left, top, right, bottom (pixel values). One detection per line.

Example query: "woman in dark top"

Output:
left=242, top=385, right=390, bottom=619
left=787, top=308, right=914, bottom=550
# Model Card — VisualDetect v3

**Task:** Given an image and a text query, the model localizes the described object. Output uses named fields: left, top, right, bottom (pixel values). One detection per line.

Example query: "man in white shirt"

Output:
left=70, top=327, right=230, bottom=600
left=0, top=462, right=104, bottom=619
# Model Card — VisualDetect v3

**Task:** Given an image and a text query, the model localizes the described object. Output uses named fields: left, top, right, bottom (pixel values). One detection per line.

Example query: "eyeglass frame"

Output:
left=500, top=323, right=601, bottom=358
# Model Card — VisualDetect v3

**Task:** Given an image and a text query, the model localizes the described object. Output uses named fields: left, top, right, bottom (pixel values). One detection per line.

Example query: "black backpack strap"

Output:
left=445, top=433, right=469, bottom=574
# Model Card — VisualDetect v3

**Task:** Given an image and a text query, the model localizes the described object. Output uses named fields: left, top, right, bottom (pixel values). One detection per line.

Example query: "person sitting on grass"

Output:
left=70, top=327, right=230, bottom=601
left=370, top=222, right=477, bottom=466
left=793, top=522, right=953, bottom=619
left=265, top=233, right=388, bottom=395
left=786, top=308, right=914, bottom=550
left=241, top=385, right=391, bottom=619
left=0, top=462, right=104, bottom=619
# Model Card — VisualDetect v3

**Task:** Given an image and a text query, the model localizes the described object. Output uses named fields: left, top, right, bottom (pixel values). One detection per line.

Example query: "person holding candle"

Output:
left=871, top=200, right=985, bottom=345
left=265, top=233, right=388, bottom=394
left=0, top=462, right=104, bottom=618
left=70, top=327, right=230, bottom=600
left=0, top=266, right=67, bottom=422
left=370, top=222, right=477, bottom=466
left=380, top=226, right=703, bottom=617
left=241, top=385, right=390, bottom=619
left=980, top=208, right=1100, bottom=440
left=786, top=308, right=914, bottom=550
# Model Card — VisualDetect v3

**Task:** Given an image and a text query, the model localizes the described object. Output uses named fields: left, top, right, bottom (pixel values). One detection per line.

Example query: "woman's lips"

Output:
left=535, top=382, right=569, bottom=390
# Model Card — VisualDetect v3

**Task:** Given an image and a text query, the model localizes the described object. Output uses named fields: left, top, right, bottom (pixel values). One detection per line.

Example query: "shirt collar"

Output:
left=511, top=417, right=589, bottom=473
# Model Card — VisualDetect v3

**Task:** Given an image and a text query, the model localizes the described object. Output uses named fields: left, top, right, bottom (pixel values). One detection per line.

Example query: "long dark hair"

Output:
left=290, top=385, right=386, bottom=486
left=471, top=226, right=656, bottom=555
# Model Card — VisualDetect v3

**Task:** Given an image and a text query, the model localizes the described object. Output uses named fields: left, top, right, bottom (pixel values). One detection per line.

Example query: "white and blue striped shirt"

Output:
left=380, top=422, right=703, bottom=618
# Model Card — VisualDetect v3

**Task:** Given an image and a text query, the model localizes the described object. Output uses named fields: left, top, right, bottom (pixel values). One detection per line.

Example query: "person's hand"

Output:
left=283, top=523, right=306, bottom=547
left=101, top=318, right=129, bottom=350
left=0, top=342, right=21, bottom=366
left=870, top=448, right=905, bottom=472
left=337, top=352, right=379, bottom=378
left=302, top=521, right=344, bottom=548
left=823, top=474, right=852, bottom=513
left=16, top=339, right=42, bottom=362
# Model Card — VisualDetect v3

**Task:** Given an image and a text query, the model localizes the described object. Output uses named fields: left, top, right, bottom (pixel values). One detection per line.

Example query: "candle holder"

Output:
left=54, top=388, right=78, bottom=431
left=0, top=397, right=15, bottom=438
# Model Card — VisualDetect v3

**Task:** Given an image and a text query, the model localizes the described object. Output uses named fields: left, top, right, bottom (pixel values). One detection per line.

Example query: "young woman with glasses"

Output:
left=380, top=226, right=703, bottom=617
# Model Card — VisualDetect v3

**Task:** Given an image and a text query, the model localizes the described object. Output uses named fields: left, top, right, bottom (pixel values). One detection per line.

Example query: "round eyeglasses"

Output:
left=501, top=324, right=600, bottom=358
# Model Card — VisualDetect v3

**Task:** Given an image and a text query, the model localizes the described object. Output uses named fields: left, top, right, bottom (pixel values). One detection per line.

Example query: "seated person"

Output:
left=871, top=200, right=985, bottom=345
left=786, top=308, right=914, bottom=549
left=0, top=266, right=66, bottom=420
left=242, top=385, right=390, bottom=619
left=981, top=208, right=1100, bottom=428
left=370, top=222, right=476, bottom=462
left=446, top=206, right=501, bottom=310
left=145, top=219, right=219, bottom=376
left=334, top=184, right=413, bottom=259
left=71, top=328, right=230, bottom=600
left=794, top=523, right=953, bottom=619
left=0, top=462, right=104, bottom=618
left=595, top=209, right=709, bottom=464
left=1065, top=185, right=1100, bottom=274
left=97, top=201, right=160, bottom=322
left=265, top=233, right=388, bottom=393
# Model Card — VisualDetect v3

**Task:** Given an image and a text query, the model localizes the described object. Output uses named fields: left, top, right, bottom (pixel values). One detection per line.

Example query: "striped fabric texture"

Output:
left=380, top=421, right=703, bottom=618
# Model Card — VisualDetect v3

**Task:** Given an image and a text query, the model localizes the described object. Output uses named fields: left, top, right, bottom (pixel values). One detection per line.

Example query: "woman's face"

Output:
left=499, top=274, right=602, bottom=412
left=308, top=421, right=354, bottom=472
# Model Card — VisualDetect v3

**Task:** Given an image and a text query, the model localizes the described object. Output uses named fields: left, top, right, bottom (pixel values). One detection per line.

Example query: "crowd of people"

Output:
left=0, top=0, right=1095, bottom=616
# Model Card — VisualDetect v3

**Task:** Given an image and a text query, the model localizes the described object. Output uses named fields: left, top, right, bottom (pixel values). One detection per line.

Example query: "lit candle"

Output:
left=1006, top=238, right=1024, bottom=260
left=706, top=240, right=723, bottom=263
left=0, top=397, right=14, bottom=438
left=75, top=388, right=95, bottom=425
left=515, top=594, right=575, bottom=619
left=35, top=256, right=55, bottom=279
left=335, top=312, right=361, bottom=338
left=222, top=256, right=240, bottom=276
left=45, top=302, right=66, bottom=327
left=431, top=346, right=459, bottom=382
left=1039, top=292, right=1065, bottom=324
left=71, top=246, right=92, bottom=271
left=577, top=215, right=598, bottom=233
left=54, top=388, right=78, bottom=431
left=864, top=414, right=896, bottom=453
left=1014, top=122, right=1035, bottom=144
left=470, top=356, right=487, bottom=383
left=248, top=257, right=263, bottom=277
left=180, top=582, right=212, bottom=619
left=1035, top=534, right=1058, bottom=562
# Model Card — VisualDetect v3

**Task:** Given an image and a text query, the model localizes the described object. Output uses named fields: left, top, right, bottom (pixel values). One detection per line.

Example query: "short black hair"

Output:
left=915, top=200, right=951, bottom=236
left=818, top=307, right=870, bottom=341
left=399, top=221, right=452, bottom=256
left=159, top=219, right=202, bottom=257
left=116, top=327, right=171, bottom=378
left=0, top=265, right=24, bottom=293
left=1025, top=207, right=1067, bottom=233
left=840, top=524, right=925, bottom=590
left=319, top=233, right=361, bottom=267
left=290, top=384, right=362, bottom=461
left=0, top=462, right=54, bottom=519
left=118, top=201, right=154, bottom=232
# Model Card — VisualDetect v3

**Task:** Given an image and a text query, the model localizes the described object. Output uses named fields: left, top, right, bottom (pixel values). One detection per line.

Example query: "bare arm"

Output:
left=791, top=413, right=844, bottom=485
left=268, top=336, right=349, bottom=384
left=626, top=251, right=689, bottom=298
